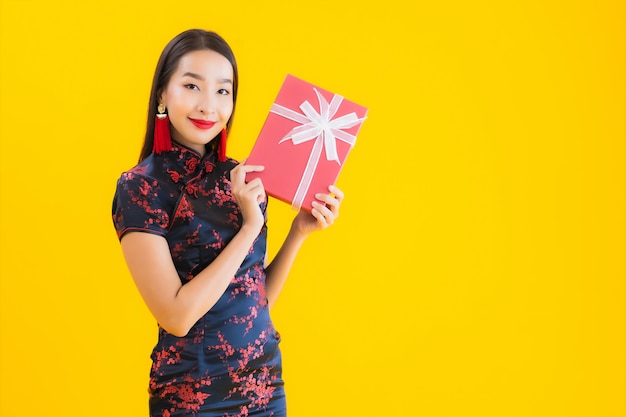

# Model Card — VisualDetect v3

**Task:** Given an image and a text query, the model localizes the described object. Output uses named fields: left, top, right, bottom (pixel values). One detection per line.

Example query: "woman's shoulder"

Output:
left=117, top=155, right=169, bottom=184
left=113, top=156, right=178, bottom=208
left=221, top=156, right=239, bottom=170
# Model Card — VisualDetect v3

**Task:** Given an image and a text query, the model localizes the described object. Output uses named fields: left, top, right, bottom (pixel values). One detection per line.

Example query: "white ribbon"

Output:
left=270, top=88, right=365, bottom=210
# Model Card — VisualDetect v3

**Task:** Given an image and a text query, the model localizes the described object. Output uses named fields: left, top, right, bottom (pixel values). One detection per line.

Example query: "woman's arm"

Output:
left=121, top=223, right=260, bottom=337
left=120, top=163, right=266, bottom=337
left=264, top=185, right=343, bottom=308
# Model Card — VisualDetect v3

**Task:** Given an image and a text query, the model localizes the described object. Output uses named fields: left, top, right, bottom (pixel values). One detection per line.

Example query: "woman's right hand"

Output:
left=230, top=160, right=266, bottom=231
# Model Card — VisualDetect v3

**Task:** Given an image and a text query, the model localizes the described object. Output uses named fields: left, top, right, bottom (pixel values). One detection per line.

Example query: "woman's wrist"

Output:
left=287, top=223, right=308, bottom=245
left=239, top=220, right=264, bottom=239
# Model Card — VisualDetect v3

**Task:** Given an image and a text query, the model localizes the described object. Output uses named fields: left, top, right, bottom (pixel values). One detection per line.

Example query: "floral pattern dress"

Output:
left=112, top=142, right=285, bottom=417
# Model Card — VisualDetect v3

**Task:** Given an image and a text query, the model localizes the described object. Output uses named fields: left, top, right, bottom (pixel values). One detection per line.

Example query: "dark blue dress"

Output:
left=112, top=142, right=285, bottom=417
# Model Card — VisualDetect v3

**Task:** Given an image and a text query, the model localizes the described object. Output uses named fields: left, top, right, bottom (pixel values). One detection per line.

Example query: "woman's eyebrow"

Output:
left=181, top=72, right=232, bottom=84
left=182, top=72, right=204, bottom=81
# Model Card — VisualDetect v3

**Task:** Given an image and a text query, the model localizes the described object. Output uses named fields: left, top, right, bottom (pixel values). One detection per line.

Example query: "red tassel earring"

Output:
left=153, top=103, right=172, bottom=154
left=218, top=127, right=227, bottom=162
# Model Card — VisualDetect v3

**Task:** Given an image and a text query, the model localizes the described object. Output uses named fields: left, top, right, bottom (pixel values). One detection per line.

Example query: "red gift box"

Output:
left=245, top=74, right=368, bottom=212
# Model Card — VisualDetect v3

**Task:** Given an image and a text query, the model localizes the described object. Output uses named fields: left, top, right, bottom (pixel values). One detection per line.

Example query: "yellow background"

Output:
left=0, top=0, right=624, bottom=416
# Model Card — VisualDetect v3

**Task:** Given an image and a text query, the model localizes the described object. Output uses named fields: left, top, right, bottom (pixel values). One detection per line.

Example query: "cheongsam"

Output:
left=112, top=142, right=285, bottom=417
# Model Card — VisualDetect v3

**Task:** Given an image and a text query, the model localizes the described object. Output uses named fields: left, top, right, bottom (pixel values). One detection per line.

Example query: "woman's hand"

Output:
left=230, top=160, right=266, bottom=231
left=292, top=185, right=344, bottom=236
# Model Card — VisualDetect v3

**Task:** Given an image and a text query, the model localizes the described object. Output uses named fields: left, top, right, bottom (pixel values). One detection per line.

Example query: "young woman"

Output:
left=112, top=29, right=343, bottom=417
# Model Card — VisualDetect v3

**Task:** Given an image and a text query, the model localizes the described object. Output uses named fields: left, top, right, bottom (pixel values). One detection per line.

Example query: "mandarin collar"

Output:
left=161, top=141, right=217, bottom=184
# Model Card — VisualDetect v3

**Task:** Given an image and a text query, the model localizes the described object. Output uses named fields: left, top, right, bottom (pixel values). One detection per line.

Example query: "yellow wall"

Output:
left=1, top=0, right=624, bottom=416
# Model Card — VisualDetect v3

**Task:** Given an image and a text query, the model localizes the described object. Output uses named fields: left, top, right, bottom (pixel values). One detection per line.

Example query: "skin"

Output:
left=120, top=49, right=343, bottom=337
left=160, top=50, right=233, bottom=155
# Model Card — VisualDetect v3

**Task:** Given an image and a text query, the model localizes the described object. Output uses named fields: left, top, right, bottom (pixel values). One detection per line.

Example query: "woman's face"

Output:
left=160, top=49, right=234, bottom=155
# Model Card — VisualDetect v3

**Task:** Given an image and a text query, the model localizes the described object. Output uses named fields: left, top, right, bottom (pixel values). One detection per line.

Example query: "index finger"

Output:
left=234, top=161, right=265, bottom=173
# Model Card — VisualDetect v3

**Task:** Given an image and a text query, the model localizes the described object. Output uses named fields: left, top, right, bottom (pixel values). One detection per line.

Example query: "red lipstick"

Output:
left=189, top=118, right=216, bottom=129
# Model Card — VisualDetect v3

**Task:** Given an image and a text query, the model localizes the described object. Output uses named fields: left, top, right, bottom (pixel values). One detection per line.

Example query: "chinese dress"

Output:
left=112, top=142, right=286, bottom=417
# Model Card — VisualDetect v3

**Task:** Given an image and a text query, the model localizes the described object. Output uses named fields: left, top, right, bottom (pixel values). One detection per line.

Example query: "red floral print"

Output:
left=113, top=143, right=283, bottom=416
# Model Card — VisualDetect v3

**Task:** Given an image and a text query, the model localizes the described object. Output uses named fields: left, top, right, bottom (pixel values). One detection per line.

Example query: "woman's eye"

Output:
left=218, top=89, right=230, bottom=95
left=184, top=84, right=199, bottom=90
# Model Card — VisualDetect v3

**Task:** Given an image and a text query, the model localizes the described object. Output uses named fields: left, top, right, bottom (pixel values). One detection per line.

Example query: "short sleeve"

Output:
left=112, top=171, right=172, bottom=240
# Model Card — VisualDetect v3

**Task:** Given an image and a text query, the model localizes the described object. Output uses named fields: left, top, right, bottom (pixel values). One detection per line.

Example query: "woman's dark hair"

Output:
left=138, top=29, right=239, bottom=162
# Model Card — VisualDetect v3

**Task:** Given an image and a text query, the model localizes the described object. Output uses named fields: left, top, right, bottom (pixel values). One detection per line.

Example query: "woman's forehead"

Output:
left=174, top=50, right=233, bottom=79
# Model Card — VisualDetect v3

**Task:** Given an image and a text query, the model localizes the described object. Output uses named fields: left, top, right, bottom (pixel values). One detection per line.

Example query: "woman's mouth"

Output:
left=189, top=118, right=216, bottom=129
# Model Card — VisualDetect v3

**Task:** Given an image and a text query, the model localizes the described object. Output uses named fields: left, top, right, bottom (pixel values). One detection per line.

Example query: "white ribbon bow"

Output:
left=270, top=88, right=366, bottom=209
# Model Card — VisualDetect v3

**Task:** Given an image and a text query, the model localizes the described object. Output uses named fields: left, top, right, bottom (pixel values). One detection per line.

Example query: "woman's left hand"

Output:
left=292, top=185, right=344, bottom=235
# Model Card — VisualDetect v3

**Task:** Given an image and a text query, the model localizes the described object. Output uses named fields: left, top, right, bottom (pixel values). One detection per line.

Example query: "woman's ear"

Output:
left=157, top=89, right=166, bottom=106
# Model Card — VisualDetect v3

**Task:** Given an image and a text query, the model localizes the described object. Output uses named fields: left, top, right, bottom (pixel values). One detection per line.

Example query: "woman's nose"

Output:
left=198, top=94, right=216, bottom=114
